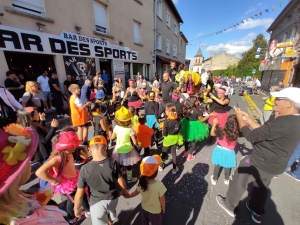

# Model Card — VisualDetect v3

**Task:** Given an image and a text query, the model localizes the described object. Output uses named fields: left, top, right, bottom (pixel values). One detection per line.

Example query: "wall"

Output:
left=211, top=52, right=239, bottom=70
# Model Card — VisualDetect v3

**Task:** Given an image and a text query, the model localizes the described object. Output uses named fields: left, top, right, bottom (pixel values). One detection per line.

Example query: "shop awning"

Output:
left=156, top=54, right=181, bottom=65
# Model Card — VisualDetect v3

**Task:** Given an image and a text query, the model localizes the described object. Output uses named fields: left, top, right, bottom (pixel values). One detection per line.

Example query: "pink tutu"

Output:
left=50, top=170, right=79, bottom=194
left=111, top=148, right=141, bottom=166
left=128, top=100, right=142, bottom=109
left=208, top=111, right=229, bottom=128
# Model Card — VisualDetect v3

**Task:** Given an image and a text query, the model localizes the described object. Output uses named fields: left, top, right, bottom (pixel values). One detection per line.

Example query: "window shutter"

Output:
left=12, top=0, right=45, bottom=15
left=134, top=22, right=141, bottom=44
left=94, top=3, right=107, bottom=28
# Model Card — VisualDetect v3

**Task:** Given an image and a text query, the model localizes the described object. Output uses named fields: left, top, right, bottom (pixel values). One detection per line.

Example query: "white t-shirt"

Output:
left=201, top=73, right=208, bottom=85
left=74, top=97, right=83, bottom=107
left=153, top=80, right=160, bottom=88
left=255, top=79, right=261, bottom=87
left=37, top=75, right=50, bottom=92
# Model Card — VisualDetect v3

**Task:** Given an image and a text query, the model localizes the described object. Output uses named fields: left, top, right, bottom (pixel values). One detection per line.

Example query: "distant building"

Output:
left=192, top=47, right=204, bottom=73
left=202, top=51, right=240, bottom=72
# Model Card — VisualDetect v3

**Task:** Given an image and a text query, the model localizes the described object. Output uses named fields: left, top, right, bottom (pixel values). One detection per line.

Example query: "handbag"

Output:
left=25, top=93, right=34, bottom=107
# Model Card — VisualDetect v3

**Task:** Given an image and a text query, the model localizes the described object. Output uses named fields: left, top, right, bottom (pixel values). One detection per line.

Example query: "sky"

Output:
left=172, top=0, right=290, bottom=62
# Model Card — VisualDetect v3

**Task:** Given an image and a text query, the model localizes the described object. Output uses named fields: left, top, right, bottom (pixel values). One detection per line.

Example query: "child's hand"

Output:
left=121, top=189, right=130, bottom=198
left=213, top=118, right=218, bottom=125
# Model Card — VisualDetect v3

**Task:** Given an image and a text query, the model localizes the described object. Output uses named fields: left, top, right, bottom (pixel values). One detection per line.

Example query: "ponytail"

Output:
left=138, top=175, right=148, bottom=192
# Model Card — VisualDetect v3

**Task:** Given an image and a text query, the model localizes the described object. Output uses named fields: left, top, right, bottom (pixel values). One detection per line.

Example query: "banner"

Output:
left=0, top=25, right=138, bottom=61
left=63, top=56, right=96, bottom=80
left=113, top=60, right=125, bottom=89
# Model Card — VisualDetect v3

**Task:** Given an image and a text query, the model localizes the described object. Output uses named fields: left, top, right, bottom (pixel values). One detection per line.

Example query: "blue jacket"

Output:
left=80, top=84, right=91, bottom=104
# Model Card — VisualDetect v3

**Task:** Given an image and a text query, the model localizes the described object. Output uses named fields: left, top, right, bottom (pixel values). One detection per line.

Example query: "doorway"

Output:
left=99, top=59, right=112, bottom=94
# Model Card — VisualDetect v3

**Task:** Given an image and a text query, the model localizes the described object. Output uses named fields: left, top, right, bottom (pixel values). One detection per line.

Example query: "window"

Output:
left=174, top=22, right=178, bottom=36
left=94, top=3, right=108, bottom=34
left=173, top=45, right=177, bottom=57
left=134, top=21, right=141, bottom=44
left=166, top=39, right=170, bottom=54
left=290, top=27, right=298, bottom=41
left=157, top=32, right=162, bottom=50
left=166, top=11, right=170, bottom=27
left=156, top=0, right=162, bottom=19
left=12, top=0, right=45, bottom=16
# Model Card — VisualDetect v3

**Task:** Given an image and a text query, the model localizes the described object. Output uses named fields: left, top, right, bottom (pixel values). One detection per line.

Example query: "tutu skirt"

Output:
left=181, top=119, right=209, bottom=142
left=212, top=145, right=236, bottom=168
left=146, top=115, right=158, bottom=129
left=128, top=100, right=142, bottom=109
left=208, top=111, right=229, bottom=128
left=111, top=148, right=141, bottom=166
left=163, top=134, right=184, bottom=147
left=50, top=170, right=79, bottom=194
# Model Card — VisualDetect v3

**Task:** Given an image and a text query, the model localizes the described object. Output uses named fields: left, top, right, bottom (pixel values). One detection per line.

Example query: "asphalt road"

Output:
left=23, top=90, right=300, bottom=225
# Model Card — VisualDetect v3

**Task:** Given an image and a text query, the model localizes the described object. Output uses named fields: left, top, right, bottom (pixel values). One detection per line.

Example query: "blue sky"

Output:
left=173, top=0, right=289, bottom=61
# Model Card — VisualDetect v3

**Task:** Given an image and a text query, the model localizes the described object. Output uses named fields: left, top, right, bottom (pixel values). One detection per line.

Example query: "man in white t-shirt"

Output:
left=201, top=69, right=208, bottom=87
left=37, top=70, right=55, bottom=109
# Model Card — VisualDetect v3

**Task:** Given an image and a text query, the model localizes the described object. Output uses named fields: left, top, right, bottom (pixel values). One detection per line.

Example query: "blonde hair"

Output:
left=25, top=81, right=38, bottom=93
left=0, top=163, right=39, bottom=224
left=68, top=84, right=79, bottom=92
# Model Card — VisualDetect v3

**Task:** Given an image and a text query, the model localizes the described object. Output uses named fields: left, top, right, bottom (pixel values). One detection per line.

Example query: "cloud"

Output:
left=257, top=3, right=263, bottom=7
left=238, top=18, right=274, bottom=30
left=197, top=32, right=203, bottom=36
left=172, top=0, right=178, bottom=4
left=244, top=7, right=256, bottom=15
left=205, top=33, right=256, bottom=56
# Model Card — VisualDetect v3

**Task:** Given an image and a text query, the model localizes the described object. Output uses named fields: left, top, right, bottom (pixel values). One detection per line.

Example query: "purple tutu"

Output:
left=50, top=170, right=79, bottom=194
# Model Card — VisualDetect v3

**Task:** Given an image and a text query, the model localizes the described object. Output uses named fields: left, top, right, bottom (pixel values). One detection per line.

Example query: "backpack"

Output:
left=39, top=157, right=64, bottom=189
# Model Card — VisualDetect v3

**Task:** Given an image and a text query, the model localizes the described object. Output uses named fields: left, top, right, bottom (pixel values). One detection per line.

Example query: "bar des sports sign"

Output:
left=0, top=25, right=138, bottom=61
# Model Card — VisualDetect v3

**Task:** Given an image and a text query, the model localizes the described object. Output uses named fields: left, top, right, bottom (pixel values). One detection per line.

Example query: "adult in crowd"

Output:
left=17, top=107, right=59, bottom=162
left=254, top=77, right=261, bottom=94
left=22, top=81, right=49, bottom=113
left=246, top=78, right=255, bottom=95
left=207, top=70, right=214, bottom=88
left=169, top=61, right=177, bottom=83
left=64, top=74, right=75, bottom=95
left=80, top=80, right=92, bottom=105
left=93, top=71, right=102, bottom=92
left=74, top=135, right=128, bottom=225
left=123, top=79, right=142, bottom=109
left=207, top=87, right=230, bottom=128
left=175, top=63, right=185, bottom=86
left=260, top=86, right=277, bottom=125
left=18, top=74, right=26, bottom=85
left=136, top=75, right=144, bottom=88
left=278, top=80, right=284, bottom=90
left=0, top=86, right=22, bottom=129
left=101, top=69, right=109, bottom=90
left=113, top=78, right=123, bottom=102
left=37, top=70, right=55, bottom=110
left=48, top=72, right=69, bottom=118
left=201, top=69, right=208, bottom=88
left=77, top=75, right=85, bottom=88
left=285, top=82, right=292, bottom=88
left=152, top=75, right=160, bottom=89
left=216, top=87, right=300, bottom=224
left=4, top=71, right=24, bottom=101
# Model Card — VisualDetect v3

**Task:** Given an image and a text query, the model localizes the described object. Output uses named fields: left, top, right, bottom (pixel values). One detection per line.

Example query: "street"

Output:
left=23, top=90, right=300, bottom=225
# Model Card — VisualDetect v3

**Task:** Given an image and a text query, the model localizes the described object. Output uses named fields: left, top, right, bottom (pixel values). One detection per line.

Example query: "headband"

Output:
left=172, top=94, right=180, bottom=100
left=218, top=89, right=226, bottom=94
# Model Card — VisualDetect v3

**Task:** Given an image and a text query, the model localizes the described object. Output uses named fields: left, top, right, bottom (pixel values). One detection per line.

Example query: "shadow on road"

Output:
left=234, top=142, right=253, bottom=156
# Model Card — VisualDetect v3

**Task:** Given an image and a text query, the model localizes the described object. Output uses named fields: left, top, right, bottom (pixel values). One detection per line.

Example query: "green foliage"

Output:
left=211, top=70, right=226, bottom=76
left=224, top=34, right=268, bottom=78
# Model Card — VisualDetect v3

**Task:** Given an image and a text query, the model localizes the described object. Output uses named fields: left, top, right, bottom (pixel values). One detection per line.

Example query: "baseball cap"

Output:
left=271, top=87, right=300, bottom=104
left=89, top=135, right=107, bottom=146
left=140, top=155, right=162, bottom=177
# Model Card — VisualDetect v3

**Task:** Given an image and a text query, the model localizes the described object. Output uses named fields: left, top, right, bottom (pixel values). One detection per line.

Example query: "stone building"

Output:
left=202, top=51, right=240, bottom=72
left=262, top=0, right=300, bottom=89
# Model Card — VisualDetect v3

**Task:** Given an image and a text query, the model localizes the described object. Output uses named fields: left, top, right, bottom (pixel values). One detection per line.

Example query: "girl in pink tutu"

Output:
left=36, top=127, right=90, bottom=224
left=207, top=87, right=230, bottom=128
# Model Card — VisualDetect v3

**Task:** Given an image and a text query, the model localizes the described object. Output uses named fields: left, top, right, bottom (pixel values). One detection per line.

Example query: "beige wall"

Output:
left=0, top=0, right=154, bottom=85
left=209, top=52, right=240, bottom=71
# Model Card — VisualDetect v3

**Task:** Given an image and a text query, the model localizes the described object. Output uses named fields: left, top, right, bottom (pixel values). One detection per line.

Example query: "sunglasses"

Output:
left=275, top=97, right=288, bottom=101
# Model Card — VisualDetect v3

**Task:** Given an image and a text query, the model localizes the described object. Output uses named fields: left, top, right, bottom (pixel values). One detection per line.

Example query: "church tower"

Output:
left=192, top=47, right=203, bottom=73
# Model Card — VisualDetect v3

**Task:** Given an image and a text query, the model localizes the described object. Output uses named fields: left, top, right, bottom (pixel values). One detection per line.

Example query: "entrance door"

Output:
left=4, top=51, right=56, bottom=81
left=99, top=59, right=112, bottom=94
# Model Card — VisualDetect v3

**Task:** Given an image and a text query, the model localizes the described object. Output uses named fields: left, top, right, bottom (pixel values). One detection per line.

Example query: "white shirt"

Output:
left=201, top=73, right=208, bottom=85
left=37, top=75, right=50, bottom=92
left=255, top=79, right=261, bottom=87
left=74, top=97, right=83, bottom=107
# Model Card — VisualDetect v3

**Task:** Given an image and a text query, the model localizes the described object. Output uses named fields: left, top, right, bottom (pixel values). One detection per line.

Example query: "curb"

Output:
left=243, top=91, right=262, bottom=116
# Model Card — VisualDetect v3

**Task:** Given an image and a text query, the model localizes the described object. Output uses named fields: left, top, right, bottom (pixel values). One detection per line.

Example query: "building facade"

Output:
left=192, top=47, right=203, bottom=73
left=155, top=0, right=183, bottom=77
left=179, top=31, right=188, bottom=66
left=0, top=0, right=154, bottom=88
left=202, top=51, right=240, bottom=72
left=262, top=0, right=300, bottom=90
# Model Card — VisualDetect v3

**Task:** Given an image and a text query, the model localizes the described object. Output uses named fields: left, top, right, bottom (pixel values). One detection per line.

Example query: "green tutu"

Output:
left=163, top=134, right=184, bottom=147
left=181, top=118, right=209, bottom=142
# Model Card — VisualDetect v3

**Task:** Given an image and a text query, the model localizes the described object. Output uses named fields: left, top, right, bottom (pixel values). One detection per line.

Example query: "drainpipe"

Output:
left=153, top=0, right=157, bottom=77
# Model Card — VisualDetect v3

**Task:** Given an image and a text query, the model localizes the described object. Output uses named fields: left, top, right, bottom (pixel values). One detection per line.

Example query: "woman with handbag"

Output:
left=22, top=81, right=50, bottom=113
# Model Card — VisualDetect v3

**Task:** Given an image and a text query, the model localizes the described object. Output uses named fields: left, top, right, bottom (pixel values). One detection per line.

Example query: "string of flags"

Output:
left=189, top=2, right=285, bottom=42
left=186, top=44, right=249, bottom=52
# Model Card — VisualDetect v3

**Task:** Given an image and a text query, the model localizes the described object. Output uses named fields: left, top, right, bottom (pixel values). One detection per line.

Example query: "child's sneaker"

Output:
left=172, top=167, right=179, bottom=174
left=158, top=163, right=164, bottom=171
left=210, top=175, right=217, bottom=185
left=224, top=180, right=229, bottom=185
left=84, top=212, right=91, bottom=218
left=187, top=154, right=195, bottom=161
left=183, top=151, right=189, bottom=157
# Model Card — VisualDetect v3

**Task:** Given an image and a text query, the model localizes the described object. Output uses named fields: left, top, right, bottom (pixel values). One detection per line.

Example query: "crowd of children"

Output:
left=0, top=70, right=243, bottom=225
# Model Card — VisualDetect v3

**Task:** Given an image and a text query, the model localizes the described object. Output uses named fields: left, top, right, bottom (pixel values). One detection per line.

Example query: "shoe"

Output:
left=224, top=180, right=229, bottom=185
left=210, top=175, right=217, bottom=185
left=158, top=163, right=164, bottom=171
left=285, top=171, right=300, bottom=181
left=246, top=201, right=262, bottom=224
left=187, top=154, right=195, bottom=161
left=63, top=114, right=70, bottom=118
left=68, top=214, right=85, bottom=224
left=216, top=195, right=235, bottom=217
left=183, top=151, right=188, bottom=157
left=172, top=167, right=179, bottom=174
left=50, top=106, right=55, bottom=110
left=84, top=212, right=91, bottom=218
left=152, top=142, right=158, bottom=149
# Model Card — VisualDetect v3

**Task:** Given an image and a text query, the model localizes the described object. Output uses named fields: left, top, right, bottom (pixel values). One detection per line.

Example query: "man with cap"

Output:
left=216, top=87, right=300, bottom=224
left=74, top=135, right=128, bottom=225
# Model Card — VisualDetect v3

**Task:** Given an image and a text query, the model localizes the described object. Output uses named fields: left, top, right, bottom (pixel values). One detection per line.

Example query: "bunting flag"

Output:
left=188, top=2, right=286, bottom=42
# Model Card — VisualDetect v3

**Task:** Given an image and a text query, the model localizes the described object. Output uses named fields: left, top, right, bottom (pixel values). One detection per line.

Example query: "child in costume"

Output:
left=129, top=106, right=139, bottom=132
left=185, top=74, right=194, bottom=95
left=68, top=84, right=91, bottom=145
left=111, top=106, right=141, bottom=182
left=36, top=127, right=90, bottom=224
left=159, top=103, right=183, bottom=174
left=181, top=96, right=210, bottom=161
left=136, top=114, right=154, bottom=157
left=210, top=115, right=240, bottom=185
left=0, top=124, right=68, bottom=224
left=144, top=91, right=159, bottom=147
left=125, top=155, right=166, bottom=225
left=175, top=63, right=185, bottom=85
